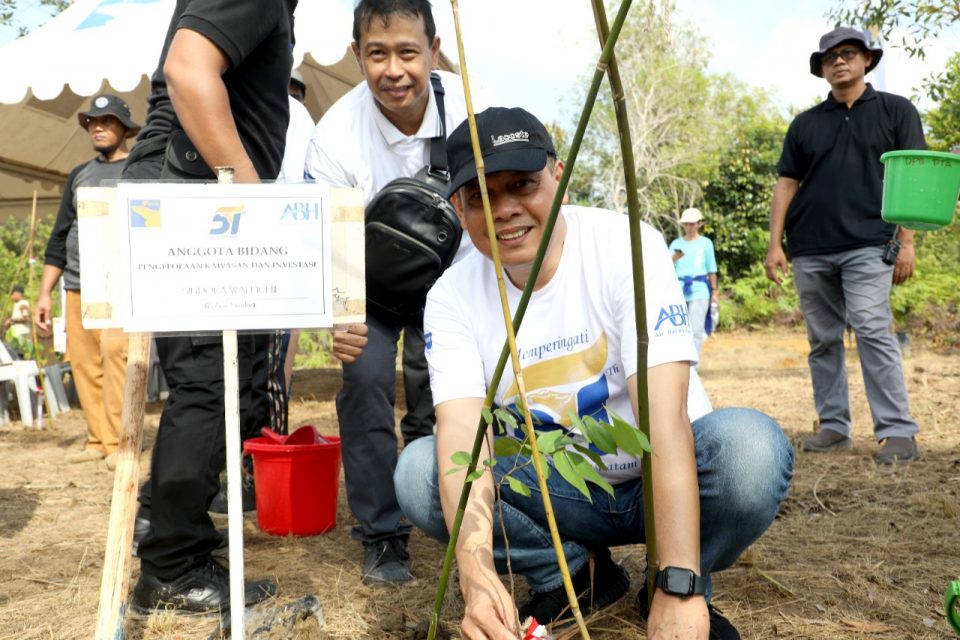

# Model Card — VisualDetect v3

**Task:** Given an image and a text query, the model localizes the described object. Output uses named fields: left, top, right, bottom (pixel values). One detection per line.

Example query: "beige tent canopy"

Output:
left=0, top=0, right=453, bottom=221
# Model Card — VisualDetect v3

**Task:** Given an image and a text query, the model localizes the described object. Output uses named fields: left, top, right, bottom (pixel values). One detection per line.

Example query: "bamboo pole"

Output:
left=589, top=0, right=657, bottom=603
left=427, top=1, right=634, bottom=638
left=95, top=333, right=151, bottom=639
left=447, top=2, right=590, bottom=636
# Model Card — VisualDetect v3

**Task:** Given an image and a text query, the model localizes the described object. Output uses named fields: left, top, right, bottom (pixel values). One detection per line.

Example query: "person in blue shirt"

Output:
left=669, top=208, right=718, bottom=363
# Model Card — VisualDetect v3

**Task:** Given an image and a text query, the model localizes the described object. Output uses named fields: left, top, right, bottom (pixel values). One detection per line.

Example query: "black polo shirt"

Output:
left=777, top=84, right=926, bottom=257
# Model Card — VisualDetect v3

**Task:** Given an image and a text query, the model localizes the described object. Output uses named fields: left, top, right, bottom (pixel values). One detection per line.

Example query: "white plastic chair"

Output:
left=0, top=343, right=40, bottom=427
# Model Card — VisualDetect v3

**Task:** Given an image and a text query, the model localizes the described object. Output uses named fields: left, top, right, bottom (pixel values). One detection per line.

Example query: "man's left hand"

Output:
left=892, top=242, right=915, bottom=285
left=646, top=590, right=709, bottom=639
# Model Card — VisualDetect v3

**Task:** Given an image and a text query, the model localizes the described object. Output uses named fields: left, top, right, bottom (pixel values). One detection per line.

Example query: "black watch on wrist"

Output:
left=655, top=566, right=707, bottom=597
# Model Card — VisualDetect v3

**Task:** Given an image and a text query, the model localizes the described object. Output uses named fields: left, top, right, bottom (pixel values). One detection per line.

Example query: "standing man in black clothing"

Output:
left=123, top=0, right=296, bottom=614
left=765, top=27, right=923, bottom=465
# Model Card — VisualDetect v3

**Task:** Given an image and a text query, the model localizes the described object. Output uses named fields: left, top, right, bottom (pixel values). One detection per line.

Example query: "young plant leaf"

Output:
left=493, top=437, right=522, bottom=458
left=482, top=407, right=494, bottom=427
left=466, top=470, right=485, bottom=482
left=571, top=443, right=607, bottom=469
left=451, top=451, right=473, bottom=466
left=553, top=451, right=592, bottom=501
left=567, top=412, right=588, bottom=439
left=567, top=451, right=615, bottom=497
left=583, top=415, right=618, bottom=454
left=482, top=457, right=496, bottom=468
left=445, top=466, right=465, bottom=476
left=494, top=408, right=518, bottom=433
left=506, top=475, right=532, bottom=497
left=608, top=409, right=652, bottom=456
left=536, top=428, right=567, bottom=454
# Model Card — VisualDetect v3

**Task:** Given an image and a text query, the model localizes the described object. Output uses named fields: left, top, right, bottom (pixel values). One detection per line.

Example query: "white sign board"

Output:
left=78, top=183, right=366, bottom=332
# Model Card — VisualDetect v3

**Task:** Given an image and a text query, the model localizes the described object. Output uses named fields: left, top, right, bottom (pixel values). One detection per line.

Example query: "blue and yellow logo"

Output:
left=210, top=206, right=245, bottom=235
left=130, top=199, right=161, bottom=228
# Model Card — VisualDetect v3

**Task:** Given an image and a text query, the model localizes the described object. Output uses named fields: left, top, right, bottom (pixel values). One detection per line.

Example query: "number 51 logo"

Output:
left=210, top=206, right=245, bottom=235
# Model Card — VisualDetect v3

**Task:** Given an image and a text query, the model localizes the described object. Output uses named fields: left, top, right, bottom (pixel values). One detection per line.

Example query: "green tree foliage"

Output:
left=924, top=51, right=960, bottom=151
left=701, top=102, right=788, bottom=280
left=828, top=1, right=960, bottom=59
left=566, top=0, right=744, bottom=232
left=1, top=0, right=68, bottom=37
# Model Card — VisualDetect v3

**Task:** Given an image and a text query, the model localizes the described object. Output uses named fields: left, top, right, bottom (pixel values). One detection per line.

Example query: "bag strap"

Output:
left=427, top=72, right=449, bottom=181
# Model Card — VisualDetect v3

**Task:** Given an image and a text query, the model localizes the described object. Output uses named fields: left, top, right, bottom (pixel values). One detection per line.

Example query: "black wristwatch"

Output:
left=655, top=566, right=707, bottom=597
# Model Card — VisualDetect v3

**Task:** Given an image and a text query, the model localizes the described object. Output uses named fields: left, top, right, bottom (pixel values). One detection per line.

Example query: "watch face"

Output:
left=664, top=568, right=695, bottom=595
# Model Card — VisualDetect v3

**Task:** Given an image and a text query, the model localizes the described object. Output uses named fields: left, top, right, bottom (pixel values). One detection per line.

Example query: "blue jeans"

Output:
left=395, top=408, right=794, bottom=595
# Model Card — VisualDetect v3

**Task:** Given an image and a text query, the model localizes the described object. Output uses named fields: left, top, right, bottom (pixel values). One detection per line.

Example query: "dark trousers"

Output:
left=337, top=313, right=435, bottom=544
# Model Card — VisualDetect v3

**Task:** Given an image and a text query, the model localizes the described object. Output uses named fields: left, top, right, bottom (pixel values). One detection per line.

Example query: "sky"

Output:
left=2, top=0, right=957, bottom=125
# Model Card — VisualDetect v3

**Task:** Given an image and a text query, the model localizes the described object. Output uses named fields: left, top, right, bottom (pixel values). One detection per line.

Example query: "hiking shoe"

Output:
left=874, top=437, right=921, bottom=464
left=67, top=448, right=104, bottom=463
left=801, top=428, right=852, bottom=453
left=361, top=537, right=411, bottom=585
left=131, top=558, right=276, bottom=614
left=518, top=547, right=630, bottom=624
left=636, top=584, right=740, bottom=640
left=104, top=453, right=118, bottom=471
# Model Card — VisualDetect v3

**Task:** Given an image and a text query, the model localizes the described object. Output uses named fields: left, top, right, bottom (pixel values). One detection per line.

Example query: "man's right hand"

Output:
left=460, top=572, right=521, bottom=640
left=647, top=591, right=709, bottom=639
left=331, top=323, right=368, bottom=364
left=34, top=292, right=53, bottom=332
left=764, top=244, right=789, bottom=285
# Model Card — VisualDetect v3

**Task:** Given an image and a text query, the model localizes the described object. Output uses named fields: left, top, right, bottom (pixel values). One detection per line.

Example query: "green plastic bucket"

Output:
left=880, top=150, right=960, bottom=230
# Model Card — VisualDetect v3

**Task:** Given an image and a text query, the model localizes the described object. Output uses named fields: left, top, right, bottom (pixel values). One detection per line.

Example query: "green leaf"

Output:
left=536, top=429, right=567, bottom=454
left=482, top=457, right=496, bottom=468
left=506, top=475, right=532, bottom=497
left=567, top=412, right=587, bottom=438
left=553, top=451, right=592, bottom=501
left=481, top=407, right=494, bottom=427
left=493, top=437, right=522, bottom=458
left=445, top=466, right=465, bottom=476
left=571, top=443, right=607, bottom=469
left=450, top=451, right=473, bottom=466
left=466, top=470, right=485, bottom=482
left=583, top=415, right=618, bottom=454
left=494, top=408, right=518, bottom=432
left=608, top=409, right=652, bottom=456
left=567, top=452, right=614, bottom=497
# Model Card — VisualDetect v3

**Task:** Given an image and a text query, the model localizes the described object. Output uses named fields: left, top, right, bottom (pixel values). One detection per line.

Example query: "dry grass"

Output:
left=0, top=330, right=958, bottom=639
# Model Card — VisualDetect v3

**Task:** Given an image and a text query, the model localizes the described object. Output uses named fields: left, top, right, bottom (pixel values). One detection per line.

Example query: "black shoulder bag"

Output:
left=363, top=72, right=462, bottom=327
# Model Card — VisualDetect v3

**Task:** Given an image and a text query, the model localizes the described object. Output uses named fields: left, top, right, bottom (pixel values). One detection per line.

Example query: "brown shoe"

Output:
left=874, top=437, right=921, bottom=464
left=67, top=449, right=105, bottom=463
left=802, top=428, right=852, bottom=452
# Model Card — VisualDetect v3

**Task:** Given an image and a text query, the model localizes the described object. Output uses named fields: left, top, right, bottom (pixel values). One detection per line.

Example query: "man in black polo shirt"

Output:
left=123, top=0, right=296, bottom=614
left=765, top=27, right=923, bottom=464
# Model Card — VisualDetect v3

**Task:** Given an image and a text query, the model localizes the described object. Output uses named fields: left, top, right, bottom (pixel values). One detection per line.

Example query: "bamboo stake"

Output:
left=447, top=2, right=590, bottom=637
left=95, top=332, right=151, bottom=639
left=428, top=1, right=634, bottom=638
left=589, top=0, right=657, bottom=603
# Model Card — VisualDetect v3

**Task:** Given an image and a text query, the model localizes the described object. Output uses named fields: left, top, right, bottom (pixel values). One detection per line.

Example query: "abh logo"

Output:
left=210, top=206, right=244, bottom=235
left=654, top=304, right=689, bottom=331
left=280, top=201, right=321, bottom=221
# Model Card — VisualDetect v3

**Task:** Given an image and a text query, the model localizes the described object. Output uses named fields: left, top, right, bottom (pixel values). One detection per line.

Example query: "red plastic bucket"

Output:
left=243, top=433, right=341, bottom=536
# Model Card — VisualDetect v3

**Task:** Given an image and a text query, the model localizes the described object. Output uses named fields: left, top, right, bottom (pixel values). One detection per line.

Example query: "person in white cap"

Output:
left=669, top=207, right=718, bottom=363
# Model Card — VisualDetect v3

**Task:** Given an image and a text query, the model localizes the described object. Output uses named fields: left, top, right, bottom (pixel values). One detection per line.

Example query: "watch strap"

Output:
left=655, top=566, right=707, bottom=597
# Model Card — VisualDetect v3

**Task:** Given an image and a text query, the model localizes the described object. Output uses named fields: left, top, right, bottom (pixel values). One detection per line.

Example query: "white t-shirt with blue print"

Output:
left=424, top=206, right=711, bottom=484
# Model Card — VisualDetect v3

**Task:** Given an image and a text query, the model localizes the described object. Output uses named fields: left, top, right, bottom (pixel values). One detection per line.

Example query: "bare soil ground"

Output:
left=0, top=329, right=958, bottom=639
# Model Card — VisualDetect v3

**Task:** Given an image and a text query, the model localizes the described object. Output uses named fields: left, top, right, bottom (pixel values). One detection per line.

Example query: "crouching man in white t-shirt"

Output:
left=393, top=107, right=794, bottom=640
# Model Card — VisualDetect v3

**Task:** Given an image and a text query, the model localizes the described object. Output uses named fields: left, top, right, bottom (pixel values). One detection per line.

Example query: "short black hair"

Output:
left=352, top=0, right=436, bottom=44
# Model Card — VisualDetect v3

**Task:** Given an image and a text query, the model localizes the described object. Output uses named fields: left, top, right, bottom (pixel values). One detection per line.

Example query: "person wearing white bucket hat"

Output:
left=670, top=207, right=718, bottom=364
left=765, top=26, right=925, bottom=464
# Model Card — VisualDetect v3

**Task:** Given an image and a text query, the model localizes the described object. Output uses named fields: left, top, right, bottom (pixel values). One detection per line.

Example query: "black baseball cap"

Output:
left=809, top=27, right=883, bottom=77
left=77, top=94, right=141, bottom=137
left=446, top=107, right=557, bottom=197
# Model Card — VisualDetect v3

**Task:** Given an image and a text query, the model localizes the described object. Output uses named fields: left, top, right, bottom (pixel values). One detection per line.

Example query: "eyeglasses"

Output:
left=821, top=48, right=861, bottom=65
